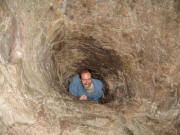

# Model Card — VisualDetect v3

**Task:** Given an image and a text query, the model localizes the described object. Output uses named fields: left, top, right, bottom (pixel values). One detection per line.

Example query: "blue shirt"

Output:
left=69, top=74, right=103, bottom=102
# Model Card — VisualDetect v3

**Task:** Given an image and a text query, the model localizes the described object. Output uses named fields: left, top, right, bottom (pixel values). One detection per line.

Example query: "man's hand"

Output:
left=79, top=94, right=87, bottom=100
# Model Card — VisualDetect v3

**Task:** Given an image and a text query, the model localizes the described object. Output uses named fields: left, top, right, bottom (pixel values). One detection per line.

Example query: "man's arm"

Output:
left=69, top=75, right=87, bottom=97
left=92, top=81, right=103, bottom=102
left=93, top=90, right=103, bottom=102
left=69, top=75, right=80, bottom=96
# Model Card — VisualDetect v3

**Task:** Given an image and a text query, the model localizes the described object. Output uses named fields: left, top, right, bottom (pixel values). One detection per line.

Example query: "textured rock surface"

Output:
left=0, top=0, right=180, bottom=135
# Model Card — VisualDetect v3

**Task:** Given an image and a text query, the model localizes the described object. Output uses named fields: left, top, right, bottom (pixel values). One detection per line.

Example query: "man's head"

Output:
left=80, top=70, right=92, bottom=89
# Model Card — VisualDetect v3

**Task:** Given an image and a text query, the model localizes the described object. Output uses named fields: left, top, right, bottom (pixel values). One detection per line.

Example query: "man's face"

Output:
left=81, top=72, right=92, bottom=89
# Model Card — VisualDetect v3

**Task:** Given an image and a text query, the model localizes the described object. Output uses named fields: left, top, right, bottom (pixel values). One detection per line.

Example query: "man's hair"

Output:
left=79, top=69, right=91, bottom=79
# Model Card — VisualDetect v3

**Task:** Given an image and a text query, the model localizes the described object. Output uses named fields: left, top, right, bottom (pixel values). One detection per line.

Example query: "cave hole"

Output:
left=50, top=36, right=131, bottom=104
left=47, top=20, right=132, bottom=104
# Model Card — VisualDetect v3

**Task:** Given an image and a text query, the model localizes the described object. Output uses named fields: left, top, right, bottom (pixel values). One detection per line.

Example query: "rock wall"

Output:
left=0, top=0, right=180, bottom=135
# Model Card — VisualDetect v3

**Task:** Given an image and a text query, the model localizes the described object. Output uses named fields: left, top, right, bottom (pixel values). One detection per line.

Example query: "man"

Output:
left=69, top=70, right=103, bottom=102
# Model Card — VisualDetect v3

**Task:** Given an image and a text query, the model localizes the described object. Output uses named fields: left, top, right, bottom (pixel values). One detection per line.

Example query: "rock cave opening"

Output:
left=48, top=20, right=133, bottom=104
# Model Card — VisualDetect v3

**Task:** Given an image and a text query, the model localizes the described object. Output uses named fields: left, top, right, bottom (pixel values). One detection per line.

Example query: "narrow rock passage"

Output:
left=0, top=0, right=180, bottom=135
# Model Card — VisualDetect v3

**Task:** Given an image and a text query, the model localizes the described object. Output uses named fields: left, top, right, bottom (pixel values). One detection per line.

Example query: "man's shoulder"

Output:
left=92, top=78, right=103, bottom=86
left=72, top=74, right=80, bottom=79
left=71, top=74, right=81, bottom=83
left=93, top=78, right=102, bottom=83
